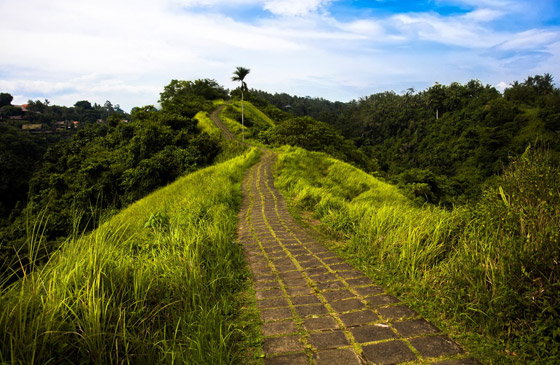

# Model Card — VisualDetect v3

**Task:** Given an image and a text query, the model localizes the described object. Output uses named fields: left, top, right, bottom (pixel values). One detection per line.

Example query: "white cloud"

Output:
left=461, top=8, right=505, bottom=22
left=498, top=29, right=560, bottom=51
left=263, top=0, right=332, bottom=16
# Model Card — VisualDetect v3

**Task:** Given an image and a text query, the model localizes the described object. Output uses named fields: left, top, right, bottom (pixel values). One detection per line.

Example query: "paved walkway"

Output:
left=237, top=152, right=479, bottom=364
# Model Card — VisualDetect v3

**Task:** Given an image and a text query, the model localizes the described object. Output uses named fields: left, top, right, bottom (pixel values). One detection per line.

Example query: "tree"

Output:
left=232, top=67, right=250, bottom=140
left=0, top=93, right=13, bottom=108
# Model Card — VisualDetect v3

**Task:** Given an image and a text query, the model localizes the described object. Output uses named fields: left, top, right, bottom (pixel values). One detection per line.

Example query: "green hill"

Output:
left=0, top=148, right=262, bottom=363
left=1, top=74, right=559, bottom=363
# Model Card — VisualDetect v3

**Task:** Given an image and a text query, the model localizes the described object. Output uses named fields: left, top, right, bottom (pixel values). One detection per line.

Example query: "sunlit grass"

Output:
left=0, top=148, right=262, bottom=364
left=230, top=101, right=276, bottom=127
left=274, top=146, right=559, bottom=363
left=194, top=111, right=221, bottom=138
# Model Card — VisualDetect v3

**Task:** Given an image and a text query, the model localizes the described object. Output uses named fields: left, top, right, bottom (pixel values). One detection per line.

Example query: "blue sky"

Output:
left=0, top=0, right=559, bottom=111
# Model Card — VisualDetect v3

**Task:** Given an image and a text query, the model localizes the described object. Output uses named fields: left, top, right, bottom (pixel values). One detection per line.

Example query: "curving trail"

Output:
left=209, top=106, right=477, bottom=364
left=209, top=104, right=237, bottom=140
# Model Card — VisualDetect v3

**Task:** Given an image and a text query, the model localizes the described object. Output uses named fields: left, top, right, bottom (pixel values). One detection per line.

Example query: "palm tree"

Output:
left=232, top=66, right=250, bottom=139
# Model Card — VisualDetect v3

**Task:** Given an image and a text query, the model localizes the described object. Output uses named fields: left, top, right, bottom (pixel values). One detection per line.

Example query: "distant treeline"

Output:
left=251, top=74, right=560, bottom=205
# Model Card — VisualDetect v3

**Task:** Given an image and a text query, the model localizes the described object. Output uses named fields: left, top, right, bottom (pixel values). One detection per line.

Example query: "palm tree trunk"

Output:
left=241, top=90, right=245, bottom=140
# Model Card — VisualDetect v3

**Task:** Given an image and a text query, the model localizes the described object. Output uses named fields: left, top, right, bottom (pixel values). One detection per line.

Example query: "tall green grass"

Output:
left=194, top=111, right=221, bottom=138
left=219, top=101, right=276, bottom=140
left=0, top=148, right=262, bottom=364
left=274, top=146, right=559, bottom=363
left=230, top=101, right=275, bottom=128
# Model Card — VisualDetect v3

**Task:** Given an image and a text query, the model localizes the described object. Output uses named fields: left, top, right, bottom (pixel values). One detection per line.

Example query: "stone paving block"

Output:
left=409, top=335, right=464, bottom=358
left=316, top=281, right=346, bottom=291
left=432, top=358, right=482, bottom=365
left=298, top=259, right=323, bottom=268
left=321, top=257, right=345, bottom=265
left=305, top=243, right=328, bottom=252
left=268, top=252, right=289, bottom=259
left=354, top=285, right=385, bottom=297
left=256, top=288, right=283, bottom=299
left=251, top=266, right=274, bottom=276
left=278, top=271, right=305, bottom=281
left=329, top=263, right=355, bottom=272
left=255, top=274, right=278, bottom=283
left=265, top=353, right=309, bottom=365
left=305, top=267, right=330, bottom=276
left=329, top=298, right=366, bottom=313
left=261, top=307, right=293, bottom=322
left=291, top=295, right=322, bottom=306
left=258, top=297, right=290, bottom=309
left=285, top=286, right=313, bottom=296
left=377, top=305, right=417, bottom=320
left=254, top=281, right=282, bottom=290
left=392, top=318, right=440, bottom=337
left=321, top=289, right=356, bottom=302
left=315, top=252, right=337, bottom=259
left=345, top=277, right=374, bottom=287
left=337, top=270, right=365, bottom=279
left=366, top=295, right=400, bottom=307
left=275, top=263, right=298, bottom=273
left=309, top=330, right=349, bottom=350
left=310, top=273, right=338, bottom=282
left=314, top=348, right=362, bottom=365
left=261, top=240, right=280, bottom=247
left=295, top=304, right=329, bottom=317
left=350, top=324, right=397, bottom=343
left=262, top=320, right=298, bottom=336
left=263, top=246, right=284, bottom=254
left=338, top=310, right=379, bottom=327
left=362, top=340, right=417, bottom=364
left=263, top=335, right=304, bottom=354
left=303, top=316, right=339, bottom=331
left=282, top=278, right=308, bottom=287
left=289, top=248, right=309, bottom=256
left=271, top=257, right=294, bottom=266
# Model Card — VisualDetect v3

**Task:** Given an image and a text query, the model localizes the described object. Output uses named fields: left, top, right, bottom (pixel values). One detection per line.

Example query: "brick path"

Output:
left=237, top=152, right=479, bottom=364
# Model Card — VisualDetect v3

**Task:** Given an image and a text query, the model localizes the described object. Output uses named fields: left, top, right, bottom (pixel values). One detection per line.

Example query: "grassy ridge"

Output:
left=230, top=101, right=276, bottom=127
left=274, top=146, right=559, bottom=363
left=219, top=101, right=276, bottom=140
left=194, top=111, right=221, bottom=138
left=0, top=148, right=262, bottom=364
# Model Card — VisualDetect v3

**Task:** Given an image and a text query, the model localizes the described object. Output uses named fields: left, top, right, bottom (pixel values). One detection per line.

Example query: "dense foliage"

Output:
left=257, top=74, right=560, bottom=205
left=261, top=116, right=375, bottom=171
left=275, top=146, right=560, bottom=362
left=0, top=80, right=227, bottom=278
left=0, top=124, right=62, bottom=222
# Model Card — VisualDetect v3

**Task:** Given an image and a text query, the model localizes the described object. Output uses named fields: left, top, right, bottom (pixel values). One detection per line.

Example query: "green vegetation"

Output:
left=257, top=74, right=560, bottom=205
left=2, top=73, right=559, bottom=363
left=0, top=79, right=229, bottom=285
left=195, top=111, right=221, bottom=138
left=274, top=146, right=559, bottom=362
left=261, top=116, right=374, bottom=172
left=0, top=148, right=262, bottom=364
left=219, top=101, right=276, bottom=140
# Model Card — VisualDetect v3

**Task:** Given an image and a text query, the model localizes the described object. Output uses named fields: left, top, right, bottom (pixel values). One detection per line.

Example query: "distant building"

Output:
left=22, top=124, right=42, bottom=131
left=13, top=104, right=29, bottom=112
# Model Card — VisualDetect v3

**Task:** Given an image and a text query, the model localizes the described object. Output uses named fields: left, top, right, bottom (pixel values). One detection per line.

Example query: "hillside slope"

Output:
left=0, top=148, right=262, bottom=364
